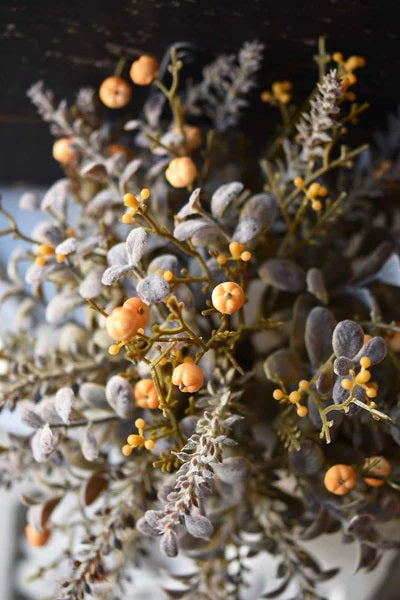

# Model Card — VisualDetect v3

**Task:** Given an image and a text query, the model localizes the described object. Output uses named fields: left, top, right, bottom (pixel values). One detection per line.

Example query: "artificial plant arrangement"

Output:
left=1, top=37, right=400, bottom=600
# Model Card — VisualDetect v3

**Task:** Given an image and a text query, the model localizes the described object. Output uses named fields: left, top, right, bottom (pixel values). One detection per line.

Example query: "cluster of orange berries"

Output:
left=341, top=356, right=378, bottom=407
left=106, top=296, right=150, bottom=353
left=332, top=52, right=366, bottom=101
left=261, top=80, right=292, bottom=105
left=217, top=241, right=252, bottom=267
left=294, top=177, right=328, bottom=212
left=273, top=379, right=310, bottom=417
left=121, top=188, right=151, bottom=224
left=122, top=418, right=155, bottom=456
left=324, top=456, right=392, bottom=496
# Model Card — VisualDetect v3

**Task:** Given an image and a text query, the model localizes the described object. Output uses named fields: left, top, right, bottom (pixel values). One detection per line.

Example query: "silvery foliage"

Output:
left=186, top=40, right=265, bottom=131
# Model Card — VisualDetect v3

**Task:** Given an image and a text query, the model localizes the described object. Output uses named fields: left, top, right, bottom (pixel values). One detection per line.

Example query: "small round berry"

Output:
left=298, top=380, right=310, bottom=391
left=311, top=200, right=322, bottom=211
left=163, top=270, right=174, bottom=282
left=318, top=186, right=328, bottom=197
left=135, top=418, right=145, bottom=429
left=144, top=439, right=155, bottom=450
left=341, top=378, right=353, bottom=390
left=261, top=90, right=272, bottom=102
left=324, top=464, right=356, bottom=495
left=25, top=524, right=51, bottom=547
left=307, top=182, right=321, bottom=198
left=229, top=241, right=243, bottom=259
left=107, top=143, right=133, bottom=161
left=363, top=456, right=391, bottom=487
left=106, top=306, right=139, bottom=341
left=56, top=253, right=66, bottom=263
left=355, top=370, right=371, bottom=384
left=211, top=281, right=245, bottom=315
left=39, top=244, right=55, bottom=256
left=108, top=344, right=120, bottom=356
left=123, top=297, right=150, bottom=329
left=122, top=444, right=133, bottom=456
left=52, top=137, right=78, bottom=165
left=332, top=52, right=343, bottom=63
left=127, top=434, right=144, bottom=447
left=134, top=379, right=158, bottom=409
left=360, top=356, right=371, bottom=369
left=294, top=177, right=304, bottom=188
left=217, top=254, right=228, bottom=266
left=273, top=389, right=284, bottom=400
left=289, top=390, right=301, bottom=404
left=165, top=156, right=197, bottom=188
left=35, top=256, right=47, bottom=267
left=296, top=405, right=308, bottom=417
left=123, top=193, right=140, bottom=209
left=130, top=55, right=159, bottom=86
left=172, top=362, right=204, bottom=393
left=366, top=387, right=377, bottom=399
left=99, top=76, right=132, bottom=109
left=183, top=124, right=203, bottom=152
left=121, top=213, right=133, bottom=224
left=140, top=188, right=151, bottom=200
left=241, top=251, right=252, bottom=262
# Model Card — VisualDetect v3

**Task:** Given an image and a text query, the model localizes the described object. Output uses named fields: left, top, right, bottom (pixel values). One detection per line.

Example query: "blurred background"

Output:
left=0, top=0, right=399, bottom=597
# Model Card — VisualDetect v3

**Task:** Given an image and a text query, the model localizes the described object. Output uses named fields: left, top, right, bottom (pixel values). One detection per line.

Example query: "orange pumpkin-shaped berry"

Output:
left=183, top=125, right=203, bottom=152
left=130, top=55, right=159, bottom=86
left=165, top=157, right=197, bottom=188
left=211, top=281, right=245, bottom=315
left=52, top=137, right=78, bottom=165
left=324, top=464, right=356, bottom=496
left=172, top=362, right=204, bottom=393
left=134, top=379, right=159, bottom=409
left=105, top=306, right=139, bottom=341
left=123, top=297, right=150, bottom=329
left=25, top=524, right=51, bottom=547
left=363, top=456, right=392, bottom=487
left=99, top=76, right=132, bottom=109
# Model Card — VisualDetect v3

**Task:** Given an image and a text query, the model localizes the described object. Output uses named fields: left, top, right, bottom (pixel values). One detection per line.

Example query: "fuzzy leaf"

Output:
left=232, top=218, right=261, bottom=243
left=125, top=227, right=148, bottom=265
left=54, top=387, right=74, bottom=425
left=81, top=425, right=99, bottom=462
left=306, top=268, right=328, bottom=304
left=353, top=336, right=387, bottom=365
left=19, top=191, right=41, bottom=211
left=40, top=424, right=57, bottom=458
left=332, top=320, right=364, bottom=358
left=212, top=456, right=252, bottom=483
left=259, top=259, right=305, bottom=292
left=240, top=192, right=278, bottom=225
left=45, top=291, right=83, bottom=323
left=80, top=474, right=108, bottom=506
left=27, top=497, right=61, bottom=531
left=288, top=440, right=324, bottom=475
left=101, top=264, right=132, bottom=286
left=137, top=516, right=160, bottom=537
left=105, top=376, right=134, bottom=418
left=137, top=274, right=170, bottom=303
left=160, top=530, right=178, bottom=557
left=81, top=161, right=109, bottom=182
left=176, top=188, right=202, bottom=220
left=41, top=178, right=72, bottom=216
left=211, top=182, right=243, bottom=218
left=305, top=307, right=335, bottom=367
left=376, top=253, right=400, bottom=286
left=79, top=266, right=103, bottom=298
left=148, top=254, right=179, bottom=275
left=79, top=383, right=108, bottom=409
left=55, top=237, right=77, bottom=256
left=173, top=219, right=209, bottom=241
left=184, top=514, right=213, bottom=539
left=119, top=159, right=142, bottom=189
left=264, top=349, right=305, bottom=385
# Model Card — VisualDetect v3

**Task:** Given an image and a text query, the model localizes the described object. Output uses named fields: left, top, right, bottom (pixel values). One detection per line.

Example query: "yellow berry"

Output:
left=294, top=177, right=304, bottom=188
left=39, top=244, right=55, bottom=256
left=318, top=186, right=328, bottom=197
left=127, top=434, right=144, bottom=447
left=311, top=200, right=322, bottom=211
left=360, top=356, right=371, bottom=369
left=307, top=182, right=321, bottom=198
left=66, top=227, right=75, bottom=237
left=341, top=378, right=353, bottom=390
left=137, top=327, right=144, bottom=335
left=217, top=254, right=228, bottom=266
left=52, top=137, right=78, bottom=165
left=229, top=241, right=242, bottom=259
left=298, top=380, right=310, bottom=391
left=163, top=270, right=174, bottom=282
left=140, top=188, right=150, bottom=200
left=297, top=405, right=308, bottom=417
left=56, top=253, right=66, bottom=263
left=121, top=213, right=133, bottom=224
left=135, top=418, right=145, bottom=429
left=289, top=390, right=301, bottom=404
left=122, top=444, right=133, bottom=456
left=261, top=90, right=273, bottom=102
left=332, top=52, right=343, bottom=63
left=108, top=344, right=120, bottom=356
left=35, top=256, right=47, bottom=267
left=123, top=193, right=140, bottom=209
left=144, top=439, right=155, bottom=450
left=273, top=389, right=284, bottom=400
left=241, top=251, right=252, bottom=262
left=366, top=387, right=377, bottom=399
left=355, top=370, right=371, bottom=384
left=165, top=156, right=197, bottom=188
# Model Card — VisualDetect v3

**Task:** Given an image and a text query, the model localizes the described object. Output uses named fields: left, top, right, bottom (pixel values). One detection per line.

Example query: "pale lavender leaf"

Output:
left=105, top=376, right=134, bottom=418
left=81, top=425, right=99, bottom=461
left=55, top=237, right=77, bottom=256
left=211, top=182, right=243, bottom=218
left=176, top=188, right=202, bottom=220
left=125, top=227, right=148, bottom=265
left=137, top=274, right=170, bottom=303
left=54, top=387, right=74, bottom=424
left=19, top=191, right=41, bottom=211
left=173, top=219, right=209, bottom=242
left=184, top=514, right=213, bottom=539
left=232, top=218, right=261, bottom=243
left=259, top=259, right=305, bottom=292
left=79, top=266, right=103, bottom=298
left=45, top=291, right=83, bottom=323
left=101, top=264, right=132, bottom=286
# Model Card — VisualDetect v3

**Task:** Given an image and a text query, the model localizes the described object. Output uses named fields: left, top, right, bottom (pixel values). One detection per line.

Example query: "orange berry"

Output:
left=38, top=244, right=55, bottom=256
left=25, top=524, right=51, bottom=547
left=355, top=370, right=371, bottom=384
left=127, top=434, right=144, bottom=447
left=165, top=157, right=197, bottom=188
left=183, top=124, right=203, bottom=152
left=366, top=386, right=377, bottom=399
left=108, top=344, right=120, bottom=356
left=294, top=177, right=304, bottom=188
left=363, top=456, right=391, bottom=487
left=229, top=241, right=243, bottom=259
left=341, top=378, right=353, bottom=390
left=52, top=137, right=78, bottom=165
left=121, top=213, right=133, bottom=224
left=172, top=362, right=204, bottom=393
left=311, top=200, right=322, bottom=211
left=35, top=256, right=47, bottom=267
left=324, top=464, right=356, bottom=495
left=123, top=193, right=140, bottom=209
left=289, top=390, right=301, bottom=404
left=144, top=439, right=155, bottom=450
left=122, top=444, right=133, bottom=456
left=140, top=188, right=151, bottom=201
left=135, top=418, right=145, bottom=429
left=163, top=270, right=174, bottom=282
left=105, top=306, right=139, bottom=341
left=130, top=55, right=159, bottom=86
left=241, top=250, right=252, bottom=262
left=332, top=52, right=343, bottom=63
left=298, top=380, right=310, bottom=391
left=217, top=254, right=228, bottom=266
left=307, top=182, right=321, bottom=198
left=123, top=297, right=150, bottom=329
left=134, top=379, right=158, bottom=409
left=211, top=281, right=245, bottom=315
left=56, top=253, right=66, bottom=263
left=261, top=90, right=273, bottom=103
left=360, top=356, right=371, bottom=369
left=107, top=143, right=133, bottom=161
left=273, top=389, right=284, bottom=400
left=296, top=405, right=308, bottom=417
left=99, top=76, right=132, bottom=109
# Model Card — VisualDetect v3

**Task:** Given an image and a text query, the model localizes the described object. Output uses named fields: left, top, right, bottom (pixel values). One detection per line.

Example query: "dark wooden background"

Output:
left=0, top=0, right=399, bottom=185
